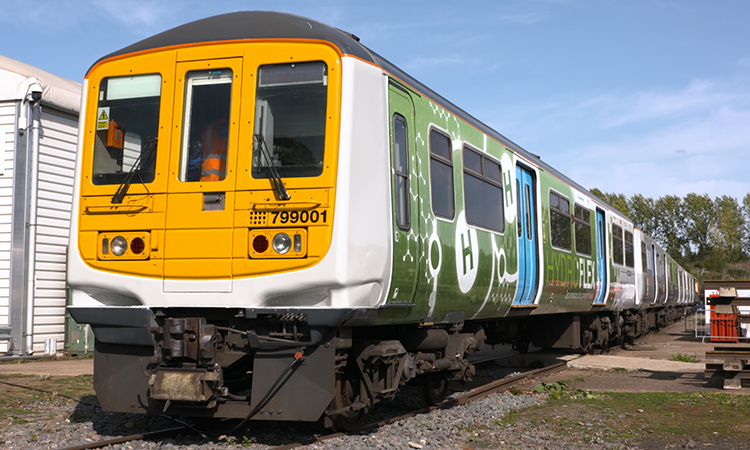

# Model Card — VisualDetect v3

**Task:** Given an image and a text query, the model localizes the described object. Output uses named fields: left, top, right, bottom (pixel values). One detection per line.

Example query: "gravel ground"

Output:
left=4, top=367, right=725, bottom=450
left=2, top=319, right=725, bottom=449
left=0, top=372, right=601, bottom=450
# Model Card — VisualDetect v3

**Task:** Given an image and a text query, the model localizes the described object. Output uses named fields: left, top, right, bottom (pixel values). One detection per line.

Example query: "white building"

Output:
left=0, top=55, right=80, bottom=356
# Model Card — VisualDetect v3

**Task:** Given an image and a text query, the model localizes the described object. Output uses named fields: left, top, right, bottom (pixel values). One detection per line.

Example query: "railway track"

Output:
left=58, top=360, right=566, bottom=450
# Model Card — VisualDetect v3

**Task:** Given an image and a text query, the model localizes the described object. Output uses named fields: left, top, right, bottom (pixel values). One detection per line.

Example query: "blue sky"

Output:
left=2, top=0, right=748, bottom=200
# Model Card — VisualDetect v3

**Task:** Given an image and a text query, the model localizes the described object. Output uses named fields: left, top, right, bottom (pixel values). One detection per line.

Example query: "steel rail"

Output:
left=58, top=361, right=568, bottom=450
left=57, top=426, right=188, bottom=450
left=270, top=361, right=568, bottom=449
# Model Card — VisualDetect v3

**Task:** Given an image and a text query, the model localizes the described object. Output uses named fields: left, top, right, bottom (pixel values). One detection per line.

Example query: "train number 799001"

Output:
left=271, top=210, right=328, bottom=225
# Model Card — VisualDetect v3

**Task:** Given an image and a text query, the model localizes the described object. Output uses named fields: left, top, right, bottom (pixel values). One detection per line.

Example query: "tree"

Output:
left=628, top=194, right=658, bottom=237
left=742, top=193, right=750, bottom=257
left=712, top=195, right=745, bottom=264
left=590, top=189, right=630, bottom=217
left=682, top=193, right=714, bottom=261
left=654, top=195, right=687, bottom=261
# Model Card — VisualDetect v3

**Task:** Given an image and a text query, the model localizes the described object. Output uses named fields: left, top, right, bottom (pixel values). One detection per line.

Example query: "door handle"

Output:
left=203, top=192, right=225, bottom=211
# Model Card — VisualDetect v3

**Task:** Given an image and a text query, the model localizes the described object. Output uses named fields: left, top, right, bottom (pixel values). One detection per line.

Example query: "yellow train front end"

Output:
left=65, top=15, right=388, bottom=424
left=75, top=41, right=340, bottom=290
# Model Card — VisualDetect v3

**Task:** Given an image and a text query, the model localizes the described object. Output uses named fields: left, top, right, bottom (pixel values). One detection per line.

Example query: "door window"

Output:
left=178, top=69, right=233, bottom=182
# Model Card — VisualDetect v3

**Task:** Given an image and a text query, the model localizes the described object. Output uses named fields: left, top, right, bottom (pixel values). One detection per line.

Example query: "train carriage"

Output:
left=67, top=11, right=697, bottom=429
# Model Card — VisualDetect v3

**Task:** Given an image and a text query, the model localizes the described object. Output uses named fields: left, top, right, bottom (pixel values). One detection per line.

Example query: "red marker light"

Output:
left=253, top=235, right=269, bottom=253
left=130, top=237, right=145, bottom=254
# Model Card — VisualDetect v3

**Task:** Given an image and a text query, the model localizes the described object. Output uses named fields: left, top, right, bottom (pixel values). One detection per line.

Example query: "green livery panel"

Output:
left=380, top=77, right=620, bottom=325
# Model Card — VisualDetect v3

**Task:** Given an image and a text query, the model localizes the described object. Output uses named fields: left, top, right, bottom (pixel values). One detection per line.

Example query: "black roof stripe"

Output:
left=90, top=11, right=375, bottom=73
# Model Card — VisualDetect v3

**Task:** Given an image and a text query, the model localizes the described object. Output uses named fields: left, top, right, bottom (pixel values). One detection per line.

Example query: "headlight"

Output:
left=111, top=236, right=128, bottom=256
left=248, top=228, right=306, bottom=259
left=272, top=232, right=291, bottom=254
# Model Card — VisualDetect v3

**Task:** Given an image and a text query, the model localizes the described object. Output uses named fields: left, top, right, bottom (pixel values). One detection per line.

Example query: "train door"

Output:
left=512, top=166, right=538, bottom=305
left=650, top=244, right=658, bottom=303
left=593, top=208, right=607, bottom=304
left=645, top=242, right=656, bottom=303
left=385, top=83, right=420, bottom=304
left=163, top=59, right=243, bottom=290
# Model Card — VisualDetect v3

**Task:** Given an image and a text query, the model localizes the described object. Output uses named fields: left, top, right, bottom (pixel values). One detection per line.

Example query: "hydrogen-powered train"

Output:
left=67, top=11, right=698, bottom=429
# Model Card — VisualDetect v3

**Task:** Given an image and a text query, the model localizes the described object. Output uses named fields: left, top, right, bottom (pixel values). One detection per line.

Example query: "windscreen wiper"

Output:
left=254, top=134, right=291, bottom=201
left=111, top=137, right=157, bottom=204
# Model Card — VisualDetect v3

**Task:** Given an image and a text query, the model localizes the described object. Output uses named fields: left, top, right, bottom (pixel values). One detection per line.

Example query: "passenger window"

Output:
left=429, top=130, right=454, bottom=220
left=612, top=225, right=624, bottom=265
left=178, top=69, right=232, bottom=182
left=252, top=62, right=327, bottom=179
left=463, top=147, right=504, bottom=233
left=641, top=241, right=648, bottom=272
left=574, top=204, right=591, bottom=256
left=393, top=115, right=410, bottom=230
left=624, top=231, right=634, bottom=268
left=93, top=74, right=161, bottom=185
left=549, top=191, right=571, bottom=250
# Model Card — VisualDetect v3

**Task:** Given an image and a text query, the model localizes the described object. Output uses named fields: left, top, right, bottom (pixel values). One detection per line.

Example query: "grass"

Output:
left=0, top=374, right=97, bottom=423
left=478, top=390, right=750, bottom=448
left=669, top=353, right=701, bottom=363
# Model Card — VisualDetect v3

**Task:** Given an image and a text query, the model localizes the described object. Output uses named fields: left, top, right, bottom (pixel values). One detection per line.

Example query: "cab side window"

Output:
left=392, top=115, right=410, bottom=230
left=429, top=129, right=455, bottom=220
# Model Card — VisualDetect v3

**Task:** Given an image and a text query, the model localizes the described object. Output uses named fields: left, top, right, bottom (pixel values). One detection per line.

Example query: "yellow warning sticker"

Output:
left=96, top=107, right=110, bottom=130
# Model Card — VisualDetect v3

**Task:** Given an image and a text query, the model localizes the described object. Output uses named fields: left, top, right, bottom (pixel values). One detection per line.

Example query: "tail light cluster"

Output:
left=250, top=228, right=307, bottom=259
left=98, top=232, right=150, bottom=260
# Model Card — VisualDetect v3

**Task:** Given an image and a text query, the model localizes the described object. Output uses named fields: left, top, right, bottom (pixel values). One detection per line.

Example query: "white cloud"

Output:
left=554, top=103, right=750, bottom=198
left=601, top=79, right=747, bottom=128
left=97, top=0, right=172, bottom=28
left=482, top=76, right=750, bottom=199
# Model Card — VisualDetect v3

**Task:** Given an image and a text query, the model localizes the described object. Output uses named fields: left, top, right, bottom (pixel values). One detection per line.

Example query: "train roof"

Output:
left=94, top=11, right=628, bottom=222
left=91, top=11, right=377, bottom=72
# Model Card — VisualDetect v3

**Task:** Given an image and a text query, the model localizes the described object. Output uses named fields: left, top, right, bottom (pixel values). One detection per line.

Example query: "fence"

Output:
left=693, top=307, right=749, bottom=343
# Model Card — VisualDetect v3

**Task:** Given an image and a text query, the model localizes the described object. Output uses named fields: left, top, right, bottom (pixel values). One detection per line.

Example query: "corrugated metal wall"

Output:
left=32, top=108, right=77, bottom=353
left=0, top=101, right=15, bottom=353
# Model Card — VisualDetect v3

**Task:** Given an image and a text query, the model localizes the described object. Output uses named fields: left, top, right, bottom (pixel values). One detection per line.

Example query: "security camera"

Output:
left=28, top=85, right=42, bottom=103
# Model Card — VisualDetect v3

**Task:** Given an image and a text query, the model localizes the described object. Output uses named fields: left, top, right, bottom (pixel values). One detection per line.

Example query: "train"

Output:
left=66, top=11, right=698, bottom=430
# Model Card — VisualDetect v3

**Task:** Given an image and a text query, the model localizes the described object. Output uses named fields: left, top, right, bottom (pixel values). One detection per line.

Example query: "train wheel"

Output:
left=329, top=376, right=365, bottom=432
left=511, top=336, right=530, bottom=354
left=419, top=374, right=449, bottom=406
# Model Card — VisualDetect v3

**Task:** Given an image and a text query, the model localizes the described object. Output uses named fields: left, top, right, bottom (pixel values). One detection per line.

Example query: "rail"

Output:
left=57, top=361, right=568, bottom=450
